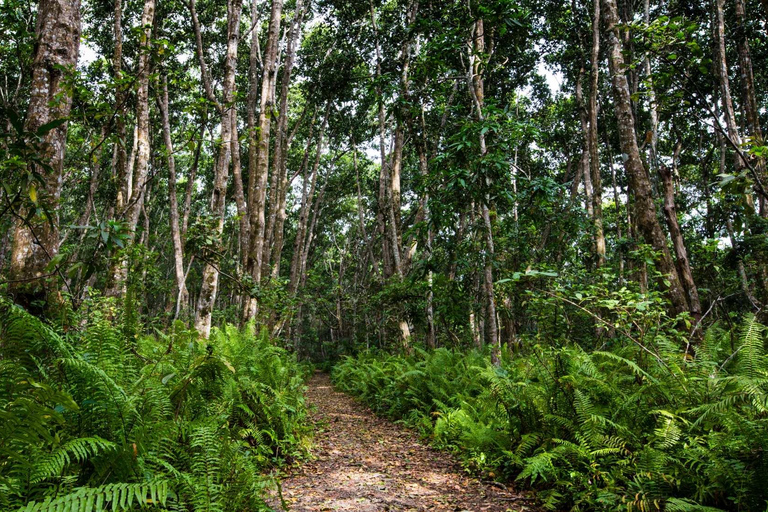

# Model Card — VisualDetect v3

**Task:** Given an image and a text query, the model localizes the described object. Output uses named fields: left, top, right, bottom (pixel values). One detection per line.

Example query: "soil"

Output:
left=265, top=372, right=537, bottom=512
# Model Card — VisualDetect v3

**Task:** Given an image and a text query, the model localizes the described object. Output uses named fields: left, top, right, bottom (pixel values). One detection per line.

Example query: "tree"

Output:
left=8, top=0, right=81, bottom=309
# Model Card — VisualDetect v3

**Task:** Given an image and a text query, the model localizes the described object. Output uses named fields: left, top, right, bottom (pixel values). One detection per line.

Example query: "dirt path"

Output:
left=266, top=372, right=536, bottom=512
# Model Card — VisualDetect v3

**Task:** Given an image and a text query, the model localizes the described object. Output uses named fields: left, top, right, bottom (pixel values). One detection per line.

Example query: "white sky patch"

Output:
left=79, top=40, right=98, bottom=67
left=538, top=60, right=563, bottom=96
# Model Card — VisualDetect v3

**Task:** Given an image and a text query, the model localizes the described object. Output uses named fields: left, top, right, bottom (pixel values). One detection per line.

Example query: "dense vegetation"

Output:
left=2, top=0, right=768, bottom=509
left=334, top=314, right=768, bottom=511
left=0, top=298, right=310, bottom=511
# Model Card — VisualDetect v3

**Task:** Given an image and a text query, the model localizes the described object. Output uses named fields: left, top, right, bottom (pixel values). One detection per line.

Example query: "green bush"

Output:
left=332, top=317, right=768, bottom=511
left=0, top=297, right=311, bottom=512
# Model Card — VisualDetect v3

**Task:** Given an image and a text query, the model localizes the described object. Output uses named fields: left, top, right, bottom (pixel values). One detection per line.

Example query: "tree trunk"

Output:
left=370, top=1, right=394, bottom=280
left=105, top=0, right=155, bottom=297
left=734, top=0, right=766, bottom=216
left=289, top=106, right=329, bottom=295
left=181, top=123, right=203, bottom=238
left=9, top=0, right=81, bottom=309
left=111, top=0, right=127, bottom=223
left=194, top=0, right=242, bottom=337
left=244, top=0, right=284, bottom=321
left=576, top=69, right=594, bottom=221
left=589, top=0, right=606, bottom=266
left=714, top=0, right=745, bottom=170
left=267, top=0, right=308, bottom=279
left=659, top=153, right=702, bottom=324
left=468, top=18, right=500, bottom=364
left=157, top=74, right=189, bottom=319
left=602, top=0, right=689, bottom=317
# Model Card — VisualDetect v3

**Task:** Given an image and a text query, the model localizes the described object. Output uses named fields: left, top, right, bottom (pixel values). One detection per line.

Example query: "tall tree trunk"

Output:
left=468, top=18, right=500, bottom=364
left=370, top=1, right=394, bottom=280
left=105, top=0, right=155, bottom=297
left=194, top=0, right=242, bottom=337
left=111, top=0, right=127, bottom=222
left=157, top=74, right=189, bottom=319
left=589, top=0, right=606, bottom=266
left=244, top=0, right=284, bottom=321
left=181, top=121, right=204, bottom=238
left=602, top=0, right=690, bottom=317
left=352, top=135, right=379, bottom=276
left=734, top=0, right=766, bottom=216
left=289, top=106, right=328, bottom=295
left=659, top=149, right=702, bottom=324
left=714, top=0, right=745, bottom=170
left=267, top=0, right=308, bottom=279
left=244, top=0, right=262, bottom=264
left=577, top=70, right=594, bottom=221
left=231, top=109, right=248, bottom=275
left=417, top=102, right=436, bottom=350
left=9, top=0, right=81, bottom=309
left=643, top=0, right=659, bottom=169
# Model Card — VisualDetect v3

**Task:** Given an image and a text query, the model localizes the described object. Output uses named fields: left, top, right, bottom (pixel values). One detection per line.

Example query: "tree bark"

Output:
left=659, top=151, right=702, bottom=324
left=267, top=0, right=308, bottom=279
left=9, top=0, right=81, bottom=309
left=714, top=0, right=745, bottom=170
left=734, top=0, right=766, bottom=216
left=244, top=0, right=284, bottom=321
left=157, top=74, right=189, bottom=319
left=194, top=0, right=242, bottom=337
left=602, top=0, right=690, bottom=317
left=370, top=1, right=394, bottom=280
left=105, top=0, right=155, bottom=297
left=289, top=107, right=329, bottom=295
left=589, top=0, right=605, bottom=266
left=468, top=18, right=500, bottom=364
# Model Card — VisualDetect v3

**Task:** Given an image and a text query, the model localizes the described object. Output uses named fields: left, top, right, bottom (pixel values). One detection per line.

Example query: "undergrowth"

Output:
left=0, top=297, right=311, bottom=511
left=332, top=316, right=768, bottom=511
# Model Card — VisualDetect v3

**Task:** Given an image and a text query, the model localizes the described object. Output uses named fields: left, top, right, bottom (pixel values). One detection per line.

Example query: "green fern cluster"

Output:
left=332, top=315, right=768, bottom=511
left=0, top=298, right=311, bottom=511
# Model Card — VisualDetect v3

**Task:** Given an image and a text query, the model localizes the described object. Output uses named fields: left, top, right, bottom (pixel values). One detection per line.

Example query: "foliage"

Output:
left=332, top=316, right=768, bottom=511
left=0, top=297, right=311, bottom=511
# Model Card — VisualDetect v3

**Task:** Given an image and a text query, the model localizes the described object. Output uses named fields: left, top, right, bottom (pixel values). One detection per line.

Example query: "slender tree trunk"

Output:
left=194, top=0, right=242, bottom=337
left=417, top=105, right=436, bottom=349
left=268, top=0, right=308, bottom=278
left=734, top=0, right=766, bottom=216
left=589, top=0, right=606, bottom=266
left=105, top=0, right=155, bottom=297
left=352, top=136, right=379, bottom=276
left=182, top=121, right=205, bottom=238
left=606, top=137, right=624, bottom=281
left=230, top=109, right=249, bottom=275
left=370, top=1, right=394, bottom=279
left=244, top=0, right=262, bottom=261
left=111, top=0, right=127, bottom=219
left=714, top=0, right=745, bottom=170
left=577, top=70, right=594, bottom=221
left=643, top=0, right=659, bottom=169
left=602, top=0, right=689, bottom=317
left=244, top=0, right=284, bottom=321
left=289, top=107, right=329, bottom=295
left=157, top=74, right=189, bottom=319
left=659, top=151, right=702, bottom=324
left=468, top=18, right=500, bottom=364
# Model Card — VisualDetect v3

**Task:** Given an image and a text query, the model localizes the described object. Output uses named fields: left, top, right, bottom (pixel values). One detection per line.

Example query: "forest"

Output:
left=1, top=0, right=767, bottom=510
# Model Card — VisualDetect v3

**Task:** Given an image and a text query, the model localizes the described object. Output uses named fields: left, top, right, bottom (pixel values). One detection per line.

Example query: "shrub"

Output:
left=332, top=316, right=768, bottom=511
left=0, top=297, right=311, bottom=511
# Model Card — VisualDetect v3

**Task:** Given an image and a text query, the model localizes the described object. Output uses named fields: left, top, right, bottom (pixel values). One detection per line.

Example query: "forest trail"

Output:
left=266, top=372, right=535, bottom=512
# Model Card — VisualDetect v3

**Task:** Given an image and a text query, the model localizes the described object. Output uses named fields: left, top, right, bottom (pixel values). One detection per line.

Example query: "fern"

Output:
left=18, top=481, right=171, bottom=512
left=333, top=314, right=768, bottom=511
left=0, top=297, right=310, bottom=511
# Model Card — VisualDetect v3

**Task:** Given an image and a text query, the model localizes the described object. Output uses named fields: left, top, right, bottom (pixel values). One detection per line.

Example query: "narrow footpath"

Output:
left=266, top=372, right=535, bottom=511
